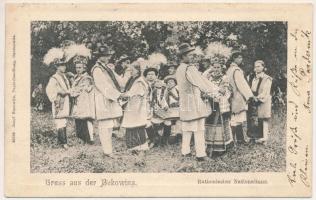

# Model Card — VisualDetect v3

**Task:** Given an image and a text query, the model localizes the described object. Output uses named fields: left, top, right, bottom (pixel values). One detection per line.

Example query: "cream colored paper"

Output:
left=4, top=3, right=312, bottom=197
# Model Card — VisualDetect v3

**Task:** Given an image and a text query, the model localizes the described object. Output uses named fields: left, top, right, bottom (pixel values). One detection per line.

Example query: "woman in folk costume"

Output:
left=163, top=75, right=181, bottom=145
left=225, top=51, right=254, bottom=144
left=91, top=45, right=123, bottom=158
left=176, top=43, right=219, bottom=162
left=247, top=60, right=272, bottom=144
left=45, top=48, right=71, bottom=149
left=121, top=61, right=150, bottom=152
left=65, top=44, right=95, bottom=144
left=203, top=42, right=234, bottom=156
left=203, top=62, right=234, bottom=155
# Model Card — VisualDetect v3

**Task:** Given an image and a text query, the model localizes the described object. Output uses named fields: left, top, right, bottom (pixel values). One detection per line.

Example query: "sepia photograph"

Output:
left=30, top=21, right=287, bottom=173
left=4, top=3, right=312, bottom=197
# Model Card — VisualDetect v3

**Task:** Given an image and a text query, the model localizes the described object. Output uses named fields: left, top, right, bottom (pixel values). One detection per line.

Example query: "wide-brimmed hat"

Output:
left=178, top=43, right=195, bottom=56
left=164, top=75, right=177, bottom=84
left=93, top=45, right=115, bottom=57
left=143, top=67, right=159, bottom=77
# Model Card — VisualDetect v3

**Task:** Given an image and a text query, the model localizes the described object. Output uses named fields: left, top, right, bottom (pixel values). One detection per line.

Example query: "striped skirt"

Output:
left=205, top=107, right=233, bottom=152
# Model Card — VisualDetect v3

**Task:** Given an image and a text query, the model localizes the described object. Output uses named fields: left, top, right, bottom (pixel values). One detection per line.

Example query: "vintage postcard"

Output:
left=4, top=3, right=313, bottom=197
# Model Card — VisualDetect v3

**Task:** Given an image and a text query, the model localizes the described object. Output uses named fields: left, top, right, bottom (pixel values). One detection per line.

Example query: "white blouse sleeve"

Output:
left=46, top=78, right=59, bottom=102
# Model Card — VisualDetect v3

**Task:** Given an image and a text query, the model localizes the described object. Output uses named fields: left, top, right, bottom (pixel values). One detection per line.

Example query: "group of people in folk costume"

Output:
left=44, top=41, right=272, bottom=161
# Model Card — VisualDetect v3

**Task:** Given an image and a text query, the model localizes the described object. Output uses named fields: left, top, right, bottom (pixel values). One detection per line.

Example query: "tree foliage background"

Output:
left=31, top=21, right=287, bottom=92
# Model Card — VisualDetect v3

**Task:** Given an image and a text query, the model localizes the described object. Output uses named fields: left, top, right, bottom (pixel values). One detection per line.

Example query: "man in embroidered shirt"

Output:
left=176, top=43, right=219, bottom=162
left=226, top=51, right=254, bottom=144
left=45, top=49, right=71, bottom=149
left=91, top=45, right=123, bottom=158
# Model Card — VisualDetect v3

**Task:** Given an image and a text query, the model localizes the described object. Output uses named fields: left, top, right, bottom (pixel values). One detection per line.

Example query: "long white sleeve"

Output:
left=186, top=65, right=219, bottom=94
left=46, top=78, right=59, bottom=102
left=234, top=70, right=253, bottom=101
left=93, top=67, right=121, bottom=101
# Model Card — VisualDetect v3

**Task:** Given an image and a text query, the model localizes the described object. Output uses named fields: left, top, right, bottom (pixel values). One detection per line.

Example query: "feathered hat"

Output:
left=43, top=47, right=67, bottom=67
left=64, top=44, right=91, bottom=65
left=191, top=46, right=205, bottom=64
left=138, top=52, right=167, bottom=77
left=204, top=42, right=232, bottom=64
left=146, top=52, right=167, bottom=70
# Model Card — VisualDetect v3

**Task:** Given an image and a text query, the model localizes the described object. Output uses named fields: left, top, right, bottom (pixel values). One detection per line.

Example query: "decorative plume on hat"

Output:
left=64, top=44, right=91, bottom=64
left=147, top=52, right=167, bottom=69
left=204, top=42, right=232, bottom=62
left=43, top=47, right=66, bottom=66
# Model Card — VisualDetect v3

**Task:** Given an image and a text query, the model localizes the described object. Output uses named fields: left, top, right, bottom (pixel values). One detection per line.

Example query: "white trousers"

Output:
left=231, top=111, right=247, bottom=126
left=54, top=118, right=67, bottom=129
left=98, top=120, right=114, bottom=155
left=87, top=120, right=94, bottom=141
left=181, top=131, right=207, bottom=158
left=262, top=120, right=269, bottom=141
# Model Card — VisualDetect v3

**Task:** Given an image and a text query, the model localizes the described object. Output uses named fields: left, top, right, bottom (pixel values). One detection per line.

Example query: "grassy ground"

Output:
left=30, top=108, right=286, bottom=173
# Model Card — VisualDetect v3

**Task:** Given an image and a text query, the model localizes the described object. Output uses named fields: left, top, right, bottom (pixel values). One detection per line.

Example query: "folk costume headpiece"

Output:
left=64, top=44, right=91, bottom=65
left=146, top=52, right=167, bottom=70
left=43, top=47, right=67, bottom=67
left=138, top=52, right=167, bottom=77
left=204, top=42, right=232, bottom=65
